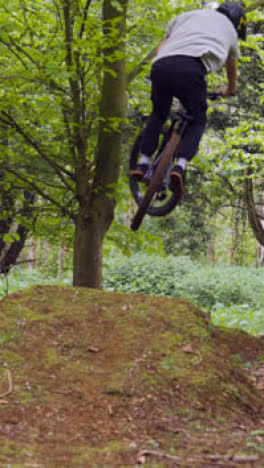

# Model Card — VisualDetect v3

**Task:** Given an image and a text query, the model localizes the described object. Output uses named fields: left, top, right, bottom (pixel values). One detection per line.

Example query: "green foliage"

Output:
left=105, top=173, right=164, bottom=256
left=105, top=220, right=164, bottom=256
left=0, top=331, right=14, bottom=345
left=104, top=253, right=188, bottom=295
left=103, top=254, right=264, bottom=334
left=212, top=304, right=263, bottom=336
left=0, top=268, right=71, bottom=299
left=141, top=170, right=215, bottom=258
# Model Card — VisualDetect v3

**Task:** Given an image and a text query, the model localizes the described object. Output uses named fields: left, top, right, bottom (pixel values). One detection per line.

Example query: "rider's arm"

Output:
left=222, top=55, right=237, bottom=97
left=156, top=39, right=168, bottom=54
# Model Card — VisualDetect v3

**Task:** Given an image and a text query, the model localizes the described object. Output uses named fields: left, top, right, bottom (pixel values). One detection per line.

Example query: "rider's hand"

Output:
left=221, top=87, right=236, bottom=98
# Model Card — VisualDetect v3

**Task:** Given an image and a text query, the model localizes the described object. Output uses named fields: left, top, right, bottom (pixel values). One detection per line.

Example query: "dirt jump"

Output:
left=0, top=285, right=263, bottom=466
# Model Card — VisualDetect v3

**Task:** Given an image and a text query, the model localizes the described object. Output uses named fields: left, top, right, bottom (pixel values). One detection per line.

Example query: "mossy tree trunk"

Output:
left=73, top=0, right=128, bottom=287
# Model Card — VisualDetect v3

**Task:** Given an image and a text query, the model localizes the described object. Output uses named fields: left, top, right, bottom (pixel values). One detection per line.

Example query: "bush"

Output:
left=103, top=254, right=195, bottom=296
left=104, top=254, right=264, bottom=335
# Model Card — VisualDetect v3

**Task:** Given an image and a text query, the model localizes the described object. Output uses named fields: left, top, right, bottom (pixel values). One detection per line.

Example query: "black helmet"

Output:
left=217, top=2, right=247, bottom=40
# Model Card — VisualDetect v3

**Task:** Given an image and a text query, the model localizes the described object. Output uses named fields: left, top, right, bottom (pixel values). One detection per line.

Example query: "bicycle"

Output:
left=129, top=92, right=221, bottom=231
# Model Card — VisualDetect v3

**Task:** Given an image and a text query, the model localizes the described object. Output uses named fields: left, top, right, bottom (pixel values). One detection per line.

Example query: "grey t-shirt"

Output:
left=154, top=10, right=239, bottom=72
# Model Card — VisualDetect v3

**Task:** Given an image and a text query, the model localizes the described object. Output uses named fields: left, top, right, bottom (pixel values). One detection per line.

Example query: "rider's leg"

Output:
left=168, top=56, right=207, bottom=193
left=169, top=114, right=207, bottom=193
left=130, top=59, right=172, bottom=179
left=170, top=114, right=206, bottom=192
left=172, top=59, right=207, bottom=164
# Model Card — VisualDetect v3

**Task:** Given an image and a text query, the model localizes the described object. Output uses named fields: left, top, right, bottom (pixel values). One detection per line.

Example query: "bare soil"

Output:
left=0, top=285, right=263, bottom=467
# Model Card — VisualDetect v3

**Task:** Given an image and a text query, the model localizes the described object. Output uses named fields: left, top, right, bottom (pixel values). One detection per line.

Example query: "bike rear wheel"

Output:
left=129, top=131, right=179, bottom=218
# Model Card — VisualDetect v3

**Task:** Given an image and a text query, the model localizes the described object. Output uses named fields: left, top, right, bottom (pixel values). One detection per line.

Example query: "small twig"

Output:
left=137, top=450, right=259, bottom=465
left=137, top=450, right=182, bottom=463
left=206, top=455, right=259, bottom=463
left=0, top=369, right=13, bottom=398
left=13, top=259, right=35, bottom=266
left=156, top=424, right=193, bottom=439
left=196, top=350, right=203, bottom=364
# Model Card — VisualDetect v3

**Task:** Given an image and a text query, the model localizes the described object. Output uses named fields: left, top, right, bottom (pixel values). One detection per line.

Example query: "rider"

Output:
left=130, top=2, right=247, bottom=195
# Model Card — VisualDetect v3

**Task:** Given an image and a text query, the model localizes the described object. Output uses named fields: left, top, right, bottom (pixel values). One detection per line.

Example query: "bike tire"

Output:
left=129, top=131, right=179, bottom=218
left=130, top=133, right=182, bottom=231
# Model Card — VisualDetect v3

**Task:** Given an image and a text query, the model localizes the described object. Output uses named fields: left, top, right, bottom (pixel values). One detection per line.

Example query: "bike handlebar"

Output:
left=208, top=92, right=223, bottom=100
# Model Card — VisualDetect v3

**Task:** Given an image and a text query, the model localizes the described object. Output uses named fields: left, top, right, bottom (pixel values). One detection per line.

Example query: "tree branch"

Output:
left=2, top=165, right=75, bottom=220
left=0, top=112, right=75, bottom=189
left=244, top=168, right=264, bottom=245
left=0, top=36, right=68, bottom=96
left=126, top=47, right=156, bottom=84
left=79, top=0, right=93, bottom=38
left=0, top=38, right=28, bottom=68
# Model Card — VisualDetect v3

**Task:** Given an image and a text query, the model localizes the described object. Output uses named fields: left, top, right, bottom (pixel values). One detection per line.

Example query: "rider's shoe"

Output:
left=129, top=157, right=151, bottom=180
left=169, top=165, right=186, bottom=195
left=129, top=164, right=150, bottom=180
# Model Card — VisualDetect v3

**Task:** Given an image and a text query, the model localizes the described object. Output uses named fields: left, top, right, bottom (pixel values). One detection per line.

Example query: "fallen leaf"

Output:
left=256, top=381, right=264, bottom=390
left=182, top=344, right=193, bottom=353
left=137, top=455, right=146, bottom=464
left=87, top=347, right=99, bottom=353
left=132, top=397, right=145, bottom=405
left=134, top=356, right=146, bottom=364
left=3, top=416, right=19, bottom=424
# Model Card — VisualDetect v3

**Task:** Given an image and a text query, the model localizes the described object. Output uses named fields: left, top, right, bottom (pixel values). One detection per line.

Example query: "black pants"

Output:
left=141, top=55, right=208, bottom=161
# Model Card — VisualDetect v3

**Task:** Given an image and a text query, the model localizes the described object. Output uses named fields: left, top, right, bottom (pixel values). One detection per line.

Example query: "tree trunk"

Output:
left=59, top=242, right=66, bottom=277
left=73, top=203, right=109, bottom=287
left=256, top=194, right=264, bottom=266
left=28, top=236, right=36, bottom=272
left=0, top=191, right=34, bottom=275
left=244, top=171, right=264, bottom=246
left=73, top=0, right=128, bottom=288
left=208, top=238, right=216, bottom=263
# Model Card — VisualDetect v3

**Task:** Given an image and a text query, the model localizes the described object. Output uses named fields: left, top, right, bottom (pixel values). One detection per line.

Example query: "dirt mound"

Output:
left=0, top=286, right=263, bottom=466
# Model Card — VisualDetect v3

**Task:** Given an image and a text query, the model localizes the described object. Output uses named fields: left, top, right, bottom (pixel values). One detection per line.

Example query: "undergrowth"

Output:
left=103, top=255, right=264, bottom=336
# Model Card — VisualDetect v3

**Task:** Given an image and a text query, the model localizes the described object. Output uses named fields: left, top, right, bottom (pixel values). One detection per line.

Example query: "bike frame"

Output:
left=130, top=112, right=191, bottom=231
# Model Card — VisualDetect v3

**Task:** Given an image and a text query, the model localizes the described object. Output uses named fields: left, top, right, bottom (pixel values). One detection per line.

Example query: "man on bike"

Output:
left=130, top=2, right=247, bottom=195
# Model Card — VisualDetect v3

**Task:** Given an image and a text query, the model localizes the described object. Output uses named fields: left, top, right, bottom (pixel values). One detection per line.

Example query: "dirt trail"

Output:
left=0, top=285, right=263, bottom=467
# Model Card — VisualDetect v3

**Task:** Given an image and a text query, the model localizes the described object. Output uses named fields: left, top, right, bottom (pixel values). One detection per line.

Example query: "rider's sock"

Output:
left=139, top=155, right=151, bottom=166
left=177, top=158, right=187, bottom=171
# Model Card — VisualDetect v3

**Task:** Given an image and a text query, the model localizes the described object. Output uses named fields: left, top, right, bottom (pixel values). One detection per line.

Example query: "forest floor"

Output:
left=0, top=286, right=264, bottom=467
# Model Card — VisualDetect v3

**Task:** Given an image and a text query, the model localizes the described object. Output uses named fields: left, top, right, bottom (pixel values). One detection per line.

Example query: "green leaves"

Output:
left=2, top=232, right=20, bottom=243
left=103, top=254, right=264, bottom=335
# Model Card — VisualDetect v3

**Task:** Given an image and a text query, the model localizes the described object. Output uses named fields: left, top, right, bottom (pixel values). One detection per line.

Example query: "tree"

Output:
left=0, top=0, right=128, bottom=287
left=244, top=170, right=264, bottom=248
left=0, top=0, right=183, bottom=286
